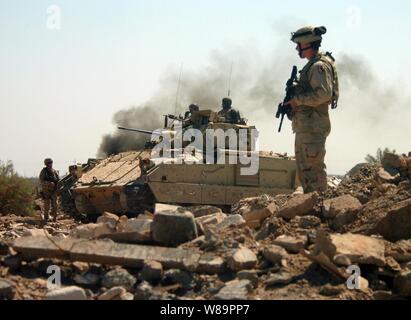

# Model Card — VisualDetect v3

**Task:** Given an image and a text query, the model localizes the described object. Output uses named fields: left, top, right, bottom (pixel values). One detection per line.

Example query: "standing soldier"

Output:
left=285, top=26, right=339, bottom=193
left=39, top=158, right=60, bottom=222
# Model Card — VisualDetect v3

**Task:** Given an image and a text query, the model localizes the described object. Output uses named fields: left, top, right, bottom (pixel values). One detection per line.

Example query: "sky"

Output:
left=1, top=0, right=411, bottom=176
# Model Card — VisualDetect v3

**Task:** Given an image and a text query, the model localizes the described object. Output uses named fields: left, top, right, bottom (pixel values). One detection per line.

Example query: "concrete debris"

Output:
left=214, top=214, right=246, bottom=231
left=273, top=235, right=307, bottom=254
left=102, top=268, right=136, bottom=291
left=73, top=272, right=100, bottom=286
left=227, top=247, right=258, bottom=271
left=232, top=195, right=278, bottom=229
left=162, top=269, right=193, bottom=290
left=141, top=260, right=163, bottom=283
left=96, top=212, right=119, bottom=229
left=265, top=270, right=294, bottom=286
left=393, top=270, right=411, bottom=297
left=322, top=195, right=362, bottom=219
left=188, top=206, right=223, bottom=218
left=237, top=270, right=259, bottom=288
left=195, top=212, right=226, bottom=229
left=98, top=286, right=127, bottom=300
left=295, top=215, right=321, bottom=229
left=12, top=236, right=201, bottom=271
left=262, top=245, right=289, bottom=265
left=0, top=278, right=14, bottom=299
left=196, top=254, right=226, bottom=275
left=214, top=279, right=252, bottom=300
left=152, top=210, right=198, bottom=247
left=46, top=286, right=87, bottom=300
left=376, top=198, right=411, bottom=241
left=314, top=230, right=386, bottom=267
left=3, top=156, right=411, bottom=300
left=134, top=281, right=154, bottom=300
left=278, top=192, right=318, bottom=220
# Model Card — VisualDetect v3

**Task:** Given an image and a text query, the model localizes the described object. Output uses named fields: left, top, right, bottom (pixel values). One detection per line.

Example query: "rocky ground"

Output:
left=1, top=152, right=411, bottom=300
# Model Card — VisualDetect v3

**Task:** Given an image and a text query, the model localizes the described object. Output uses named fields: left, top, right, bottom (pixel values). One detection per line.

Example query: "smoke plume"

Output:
left=98, top=44, right=411, bottom=174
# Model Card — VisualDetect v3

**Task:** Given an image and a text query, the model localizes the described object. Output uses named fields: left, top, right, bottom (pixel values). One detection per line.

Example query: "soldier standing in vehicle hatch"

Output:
left=284, top=26, right=339, bottom=193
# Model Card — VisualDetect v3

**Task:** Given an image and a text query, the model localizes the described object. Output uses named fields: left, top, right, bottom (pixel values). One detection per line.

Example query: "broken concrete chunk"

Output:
left=22, top=228, right=49, bottom=238
left=265, top=270, right=294, bottom=286
left=0, top=278, right=14, bottom=299
left=382, top=152, right=405, bottom=170
left=262, top=245, right=289, bottom=265
left=214, top=279, right=252, bottom=300
left=102, top=268, right=136, bottom=291
left=162, top=269, right=193, bottom=290
left=141, top=260, right=163, bottom=283
left=215, top=214, right=246, bottom=231
left=232, top=196, right=278, bottom=228
left=376, top=167, right=401, bottom=184
left=97, top=212, right=119, bottom=229
left=69, top=224, right=99, bottom=239
left=314, top=230, right=385, bottom=266
left=12, top=237, right=201, bottom=271
left=46, top=286, right=87, bottom=300
left=196, top=254, right=226, bottom=275
left=333, top=254, right=352, bottom=267
left=376, top=198, right=411, bottom=241
left=296, top=215, right=321, bottom=229
left=98, top=286, right=127, bottom=300
left=188, top=206, right=223, bottom=218
left=386, top=240, right=411, bottom=263
left=322, top=195, right=362, bottom=219
left=394, top=271, right=411, bottom=297
left=123, top=219, right=152, bottom=240
left=73, top=272, right=100, bottom=286
left=227, top=247, right=258, bottom=271
left=94, top=223, right=115, bottom=238
left=134, top=281, right=154, bottom=300
left=273, top=235, right=307, bottom=254
left=152, top=210, right=198, bottom=247
left=195, top=212, right=226, bottom=228
left=237, top=270, right=259, bottom=288
left=278, top=192, right=318, bottom=220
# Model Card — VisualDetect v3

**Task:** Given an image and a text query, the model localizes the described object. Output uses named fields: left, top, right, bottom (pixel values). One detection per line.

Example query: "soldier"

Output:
left=285, top=26, right=339, bottom=193
left=184, top=104, right=199, bottom=119
left=183, top=104, right=199, bottom=128
left=217, top=97, right=242, bottom=124
left=39, top=158, right=60, bottom=222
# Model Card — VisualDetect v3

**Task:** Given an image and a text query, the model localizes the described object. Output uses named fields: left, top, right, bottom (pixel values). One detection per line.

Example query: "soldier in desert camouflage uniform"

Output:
left=39, top=158, right=60, bottom=222
left=285, top=26, right=339, bottom=193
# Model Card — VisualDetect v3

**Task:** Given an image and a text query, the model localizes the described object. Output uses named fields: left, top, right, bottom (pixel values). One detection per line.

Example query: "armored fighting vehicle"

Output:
left=63, top=110, right=297, bottom=215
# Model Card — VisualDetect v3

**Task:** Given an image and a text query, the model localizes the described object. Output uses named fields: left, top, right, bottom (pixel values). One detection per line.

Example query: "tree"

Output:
left=365, top=147, right=396, bottom=164
left=0, top=161, right=35, bottom=216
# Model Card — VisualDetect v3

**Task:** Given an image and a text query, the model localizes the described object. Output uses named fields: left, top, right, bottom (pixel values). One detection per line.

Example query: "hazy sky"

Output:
left=1, top=0, right=411, bottom=176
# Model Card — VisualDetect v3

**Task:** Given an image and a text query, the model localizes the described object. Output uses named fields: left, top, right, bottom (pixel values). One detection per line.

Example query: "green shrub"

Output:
left=0, top=160, right=35, bottom=216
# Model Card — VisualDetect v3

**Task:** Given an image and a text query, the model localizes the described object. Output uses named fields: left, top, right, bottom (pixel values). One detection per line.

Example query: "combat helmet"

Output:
left=291, top=26, right=327, bottom=45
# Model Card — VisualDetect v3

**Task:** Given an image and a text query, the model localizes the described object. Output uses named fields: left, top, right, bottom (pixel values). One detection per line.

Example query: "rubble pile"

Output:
left=1, top=153, right=411, bottom=300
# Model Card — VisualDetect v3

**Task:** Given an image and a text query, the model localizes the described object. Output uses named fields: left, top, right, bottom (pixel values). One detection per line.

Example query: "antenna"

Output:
left=227, top=62, right=233, bottom=97
left=174, top=63, right=183, bottom=115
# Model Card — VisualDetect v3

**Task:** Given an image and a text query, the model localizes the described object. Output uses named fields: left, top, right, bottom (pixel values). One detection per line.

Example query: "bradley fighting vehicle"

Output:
left=62, top=110, right=297, bottom=215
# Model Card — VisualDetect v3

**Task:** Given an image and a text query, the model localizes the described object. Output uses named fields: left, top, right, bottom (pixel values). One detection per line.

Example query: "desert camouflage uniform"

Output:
left=39, top=167, right=59, bottom=220
left=217, top=108, right=242, bottom=124
left=292, top=52, right=338, bottom=192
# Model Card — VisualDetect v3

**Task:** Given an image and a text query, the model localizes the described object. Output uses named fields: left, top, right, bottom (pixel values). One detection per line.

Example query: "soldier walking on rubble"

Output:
left=217, top=97, right=242, bottom=124
left=284, top=26, right=339, bottom=193
left=39, top=158, right=60, bottom=222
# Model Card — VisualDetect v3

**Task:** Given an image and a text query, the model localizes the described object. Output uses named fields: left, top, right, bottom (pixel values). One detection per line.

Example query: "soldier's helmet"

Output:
left=222, top=97, right=232, bottom=108
left=291, top=26, right=327, bottom=44
left=189, top=104, right=199, bottom=112
left=44, top=158, right=53, bottom=165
